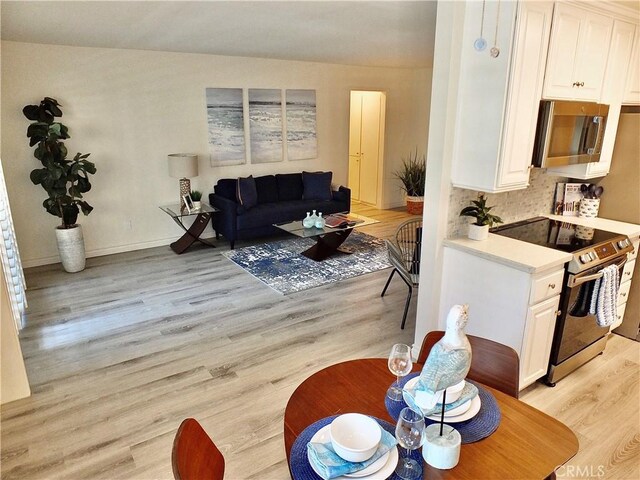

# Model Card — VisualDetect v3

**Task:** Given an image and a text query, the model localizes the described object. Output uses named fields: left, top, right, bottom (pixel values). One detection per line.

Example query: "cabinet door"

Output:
left=520, top=296, right=559, bottom=389
left=543, top=4, right=612, bottom=101
left=623, top=27, right=640, bottom=104
left=573, top=11, right=613, bottom=101
left=497, top=1, right=553, bottom=189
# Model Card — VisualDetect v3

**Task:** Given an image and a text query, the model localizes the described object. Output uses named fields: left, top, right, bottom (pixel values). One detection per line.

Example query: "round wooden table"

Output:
left=283, top=358, right=578, bottom=479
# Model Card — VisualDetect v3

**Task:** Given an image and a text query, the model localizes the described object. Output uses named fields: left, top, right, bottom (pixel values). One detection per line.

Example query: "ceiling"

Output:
left=0, top=1, right=437, bottom=68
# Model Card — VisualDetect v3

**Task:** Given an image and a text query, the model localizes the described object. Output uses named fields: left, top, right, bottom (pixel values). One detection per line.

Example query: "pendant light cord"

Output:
left=480, top=0, right=486, bottom=37
left=493, top=0, right=501, bottom=47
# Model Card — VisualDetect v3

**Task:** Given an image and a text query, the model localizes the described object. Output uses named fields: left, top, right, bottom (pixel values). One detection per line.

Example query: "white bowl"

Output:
left=329, top=413, right=382, bottom=462
left=415, top=379, right=466, bottom=409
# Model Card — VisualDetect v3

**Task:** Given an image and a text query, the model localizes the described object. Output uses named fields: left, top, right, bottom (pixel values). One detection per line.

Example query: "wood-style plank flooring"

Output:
left=2, top=203, right=639, bottom=479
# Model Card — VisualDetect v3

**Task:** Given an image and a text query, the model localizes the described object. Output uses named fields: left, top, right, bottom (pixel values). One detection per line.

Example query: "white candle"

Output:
left=422, top=423, right=461, bottom=470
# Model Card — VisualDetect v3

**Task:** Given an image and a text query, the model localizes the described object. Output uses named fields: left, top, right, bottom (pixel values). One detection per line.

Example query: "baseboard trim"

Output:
left=22, top=235, right=217, bottom=268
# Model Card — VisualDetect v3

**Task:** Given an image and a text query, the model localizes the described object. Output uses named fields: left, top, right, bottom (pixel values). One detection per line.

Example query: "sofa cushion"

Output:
left=255, top=175, right=279, bottom=204
left=303, top=171, right=333, bottom=201
left=215, top=178, right=238, bottom=201
left=236, top=176, right=258, bottom=209
left=236, top=199, right=346, bottom=230
left=276, top=173, right=304, bottom=201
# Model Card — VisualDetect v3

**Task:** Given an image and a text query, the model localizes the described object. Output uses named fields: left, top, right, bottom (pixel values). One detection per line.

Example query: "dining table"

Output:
left=283, top=358, right=579, bottom=479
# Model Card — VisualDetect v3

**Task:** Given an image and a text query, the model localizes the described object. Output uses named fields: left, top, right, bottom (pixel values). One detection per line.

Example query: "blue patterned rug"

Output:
left=223, top=231, right=391, bottom=295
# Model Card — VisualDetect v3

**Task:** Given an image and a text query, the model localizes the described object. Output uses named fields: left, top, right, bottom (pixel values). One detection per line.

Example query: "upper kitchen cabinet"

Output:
left=452, top=1, right=553, bottom=193
left=623, top=27, right=640, bottom=104
left=546, top=19, right=636, bottom=179
left=543, top=3, right=613, bottom=101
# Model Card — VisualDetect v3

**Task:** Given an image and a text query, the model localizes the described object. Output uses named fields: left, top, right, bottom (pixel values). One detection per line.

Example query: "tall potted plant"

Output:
left=394, top=149, right=426, bottom=215
left=459, top=194, right=503, bottom=241
left=23, top=97, right=97, bottom=272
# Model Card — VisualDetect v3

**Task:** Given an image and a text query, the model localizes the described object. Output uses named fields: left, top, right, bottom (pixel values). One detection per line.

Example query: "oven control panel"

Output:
left=594, top=242, right=617, bottom=259
left=568, top=235, right=634, bottom=273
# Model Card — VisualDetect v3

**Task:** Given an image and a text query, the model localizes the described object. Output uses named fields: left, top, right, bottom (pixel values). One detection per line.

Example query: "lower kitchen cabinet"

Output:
left=440, top=245, right=564, bottom=390
left=611, top=241, right=638, bottom=331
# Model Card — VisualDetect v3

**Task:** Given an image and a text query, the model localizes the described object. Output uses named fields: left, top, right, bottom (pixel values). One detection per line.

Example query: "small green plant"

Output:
left=393, top=149, right=426, bottom=197
left=22, top=97, right=96, bottom=228
left=190, top=190, right=202, bottom=201
left=459, top=194, right=503, bottom=227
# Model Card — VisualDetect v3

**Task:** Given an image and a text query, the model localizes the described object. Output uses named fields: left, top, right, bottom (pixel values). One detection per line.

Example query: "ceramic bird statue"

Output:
left=416, top=304, right=472, bottom=409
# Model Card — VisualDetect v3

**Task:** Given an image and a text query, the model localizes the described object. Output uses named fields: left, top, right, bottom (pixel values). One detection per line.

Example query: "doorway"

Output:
left=348, top=91, right=386, bottom=207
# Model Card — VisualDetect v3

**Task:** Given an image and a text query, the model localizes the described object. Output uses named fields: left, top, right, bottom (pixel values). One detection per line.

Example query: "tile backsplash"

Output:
left=448, top=169, right=569, bottom=237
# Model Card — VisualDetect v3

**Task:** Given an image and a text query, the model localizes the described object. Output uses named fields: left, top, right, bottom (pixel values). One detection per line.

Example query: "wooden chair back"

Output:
left=172, top=418, right=225, bottom=480
left=417, top=331, right=520, bottom=398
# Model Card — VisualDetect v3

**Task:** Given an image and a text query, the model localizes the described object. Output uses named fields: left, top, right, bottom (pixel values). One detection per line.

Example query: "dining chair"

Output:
left=380, top=218, right=423, bottom=329
left=172, top=418, right=225, bottom=480
left=417, top=331, right=520, bottom=398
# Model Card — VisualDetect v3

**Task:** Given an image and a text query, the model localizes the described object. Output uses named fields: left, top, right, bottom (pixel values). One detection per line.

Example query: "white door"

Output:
left=348, top=91, right=384, bottom=205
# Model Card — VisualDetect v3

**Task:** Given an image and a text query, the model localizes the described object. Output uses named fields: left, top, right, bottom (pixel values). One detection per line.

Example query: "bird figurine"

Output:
left=416, top=304, right=472, bottom=409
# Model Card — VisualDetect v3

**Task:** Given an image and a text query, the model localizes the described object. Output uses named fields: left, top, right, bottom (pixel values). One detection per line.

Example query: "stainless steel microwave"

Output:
left=532, top=100, right=609, bottom=168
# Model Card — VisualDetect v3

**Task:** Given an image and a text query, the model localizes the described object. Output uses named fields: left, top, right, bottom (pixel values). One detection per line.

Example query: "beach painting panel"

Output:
left=286, top=90, right=317, bottom=160
left=249, top=89, right=283, bottom=163
left=206, top=88, right=246, bottom=166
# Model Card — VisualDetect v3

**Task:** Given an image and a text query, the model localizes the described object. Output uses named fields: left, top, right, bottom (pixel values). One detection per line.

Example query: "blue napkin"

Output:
left=307, top=428, right=397, bottom=480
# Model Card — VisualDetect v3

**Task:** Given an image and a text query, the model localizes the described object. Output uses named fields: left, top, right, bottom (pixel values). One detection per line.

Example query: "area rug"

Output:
left=223, top=231, right=390, bottom=295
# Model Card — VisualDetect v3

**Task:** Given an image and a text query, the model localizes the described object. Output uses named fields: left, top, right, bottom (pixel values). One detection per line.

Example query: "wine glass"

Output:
left=387, top=343, right=412, bottom=401
left=395, top=407, right=426, bottom=479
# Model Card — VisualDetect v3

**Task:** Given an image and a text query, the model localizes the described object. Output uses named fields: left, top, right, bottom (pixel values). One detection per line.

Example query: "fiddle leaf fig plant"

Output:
left=459, top=194, right=504, bottom=227
left=23, top=97, right=96, bottom=228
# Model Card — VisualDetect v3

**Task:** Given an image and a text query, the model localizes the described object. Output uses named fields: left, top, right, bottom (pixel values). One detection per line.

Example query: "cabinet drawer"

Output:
left=622, top=259, right=635, bottom=282
left=611, top=301, right=627, bottom=331
left=530, top=269, right=565, bottom=304
left=618, top=280, right=632, bottom=305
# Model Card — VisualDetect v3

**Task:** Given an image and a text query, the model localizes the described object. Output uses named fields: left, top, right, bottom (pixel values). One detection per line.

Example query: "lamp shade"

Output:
left=168, top=153, right=198, bottom=179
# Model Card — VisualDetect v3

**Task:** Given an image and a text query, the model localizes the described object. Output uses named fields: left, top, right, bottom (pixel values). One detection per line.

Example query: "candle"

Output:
left=422, top=423, right=461, bottom=470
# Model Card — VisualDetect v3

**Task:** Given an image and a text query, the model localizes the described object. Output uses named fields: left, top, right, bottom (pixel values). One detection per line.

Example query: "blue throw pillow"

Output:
left=303, top=171, right=332, bottom=201
left=236, top=175, right=258, bottom=209
left=255, top=175, right=278, bottom=204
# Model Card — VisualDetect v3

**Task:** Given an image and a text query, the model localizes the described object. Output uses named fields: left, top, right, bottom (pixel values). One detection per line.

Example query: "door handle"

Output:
left=587, top=116, right=605, bottom=156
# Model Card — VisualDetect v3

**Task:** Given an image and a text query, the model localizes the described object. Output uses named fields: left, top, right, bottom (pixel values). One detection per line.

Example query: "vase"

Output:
left=302, top=212, right=315, bottom=228
left=579, top=198, right=600, bottom=218
left=315, top=212, right=325, bottom=229
left=467, top=224, right=489, bottom=241
left=55, top=224, right=86, bottom=272
left=406, top=196, right=424, bottom=215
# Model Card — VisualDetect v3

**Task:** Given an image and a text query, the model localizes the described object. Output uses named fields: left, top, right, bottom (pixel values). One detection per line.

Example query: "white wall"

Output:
left=1, top=41, right=431, bottom=266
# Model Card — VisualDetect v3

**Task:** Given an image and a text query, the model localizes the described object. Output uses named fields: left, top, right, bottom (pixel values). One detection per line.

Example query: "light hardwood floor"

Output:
left=1, top=204, right=638, bottom=479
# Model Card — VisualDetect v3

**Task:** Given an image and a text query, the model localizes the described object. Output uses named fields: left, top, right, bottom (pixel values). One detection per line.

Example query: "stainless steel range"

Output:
left=491, top=217, right=633, bottom=386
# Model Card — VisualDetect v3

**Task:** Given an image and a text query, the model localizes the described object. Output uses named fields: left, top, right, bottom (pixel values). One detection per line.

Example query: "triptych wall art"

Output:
left=206, top=88, right=317, bottom=167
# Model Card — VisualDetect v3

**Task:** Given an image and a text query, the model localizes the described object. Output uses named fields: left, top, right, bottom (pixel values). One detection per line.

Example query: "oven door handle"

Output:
left=569, top=257, right=627, bottom=288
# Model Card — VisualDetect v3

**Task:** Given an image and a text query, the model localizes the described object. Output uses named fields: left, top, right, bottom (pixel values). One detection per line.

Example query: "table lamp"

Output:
left=168, top=153, right=198, bottom=210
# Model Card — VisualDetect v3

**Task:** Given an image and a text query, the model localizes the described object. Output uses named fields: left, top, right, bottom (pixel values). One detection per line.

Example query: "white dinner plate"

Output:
left=426, top=394, right=481, bottom=422
left=307, top=424, right=399, bottom=480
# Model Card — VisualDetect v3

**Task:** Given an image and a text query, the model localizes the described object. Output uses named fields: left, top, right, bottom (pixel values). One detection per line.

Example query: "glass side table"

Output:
left=159, top=202, right=219, bottom=254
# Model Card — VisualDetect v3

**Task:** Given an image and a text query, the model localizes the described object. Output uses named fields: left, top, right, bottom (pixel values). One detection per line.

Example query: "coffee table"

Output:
left=159, top=202, right=218, bottom=254
left=274, top=213, right=379, bottom=261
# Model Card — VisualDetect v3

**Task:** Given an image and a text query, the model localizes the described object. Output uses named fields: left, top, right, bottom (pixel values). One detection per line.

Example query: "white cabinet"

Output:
left=546, top=19, right=636, bottom=180
left=440, top=246, right=564, bottom=390
left=451, top=1, right=553, bottom=193
left=611, top=256, right=636, bottom=331
left=623, top=27, right=640, bottom=104
left=543, top=3, right=613, bottom=101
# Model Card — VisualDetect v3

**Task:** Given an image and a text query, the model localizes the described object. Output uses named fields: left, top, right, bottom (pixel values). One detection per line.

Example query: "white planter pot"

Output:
left=468, top=224, right=489, bottom=241
left=193, top=201, right=202, bottom=210
left=55, top=225, right=86, bottom=273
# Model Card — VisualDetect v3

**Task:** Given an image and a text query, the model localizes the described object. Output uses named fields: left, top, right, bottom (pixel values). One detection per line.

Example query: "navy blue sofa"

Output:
left=209, top=172, right=351, bottom=249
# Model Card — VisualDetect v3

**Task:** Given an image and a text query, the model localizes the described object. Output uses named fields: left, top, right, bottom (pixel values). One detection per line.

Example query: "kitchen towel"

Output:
left=589, top=264, right=619, bottom=327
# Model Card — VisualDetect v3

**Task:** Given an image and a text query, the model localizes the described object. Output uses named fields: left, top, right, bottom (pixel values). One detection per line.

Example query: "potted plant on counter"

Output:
left=23, top=97, right=97, bottom=272
left=459, top=194, right=503, bottom=241
left=394, top=149, right=426, bottom=215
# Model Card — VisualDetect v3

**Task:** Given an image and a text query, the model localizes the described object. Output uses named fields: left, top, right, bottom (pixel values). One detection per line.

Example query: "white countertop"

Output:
left=446, top=215, right=640, bottom=274
left=544, top=214, right=640, bottom=239
left=444, top=234, right=572, bottom=273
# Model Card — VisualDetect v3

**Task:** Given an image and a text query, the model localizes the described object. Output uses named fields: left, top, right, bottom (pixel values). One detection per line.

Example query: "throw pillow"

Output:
left=255, top=175, right=278, bottom=204
left=236, top=175, right=258, bottom=209
left=302, top=171, right=333, bottom=201
left=276, top=173, right=304, bottom=201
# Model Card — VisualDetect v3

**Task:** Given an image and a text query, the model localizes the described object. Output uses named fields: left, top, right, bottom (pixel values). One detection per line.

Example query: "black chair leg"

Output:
left=401, top=285, right=413, bottom=330
left=381, top=269, right=397, bottom=297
